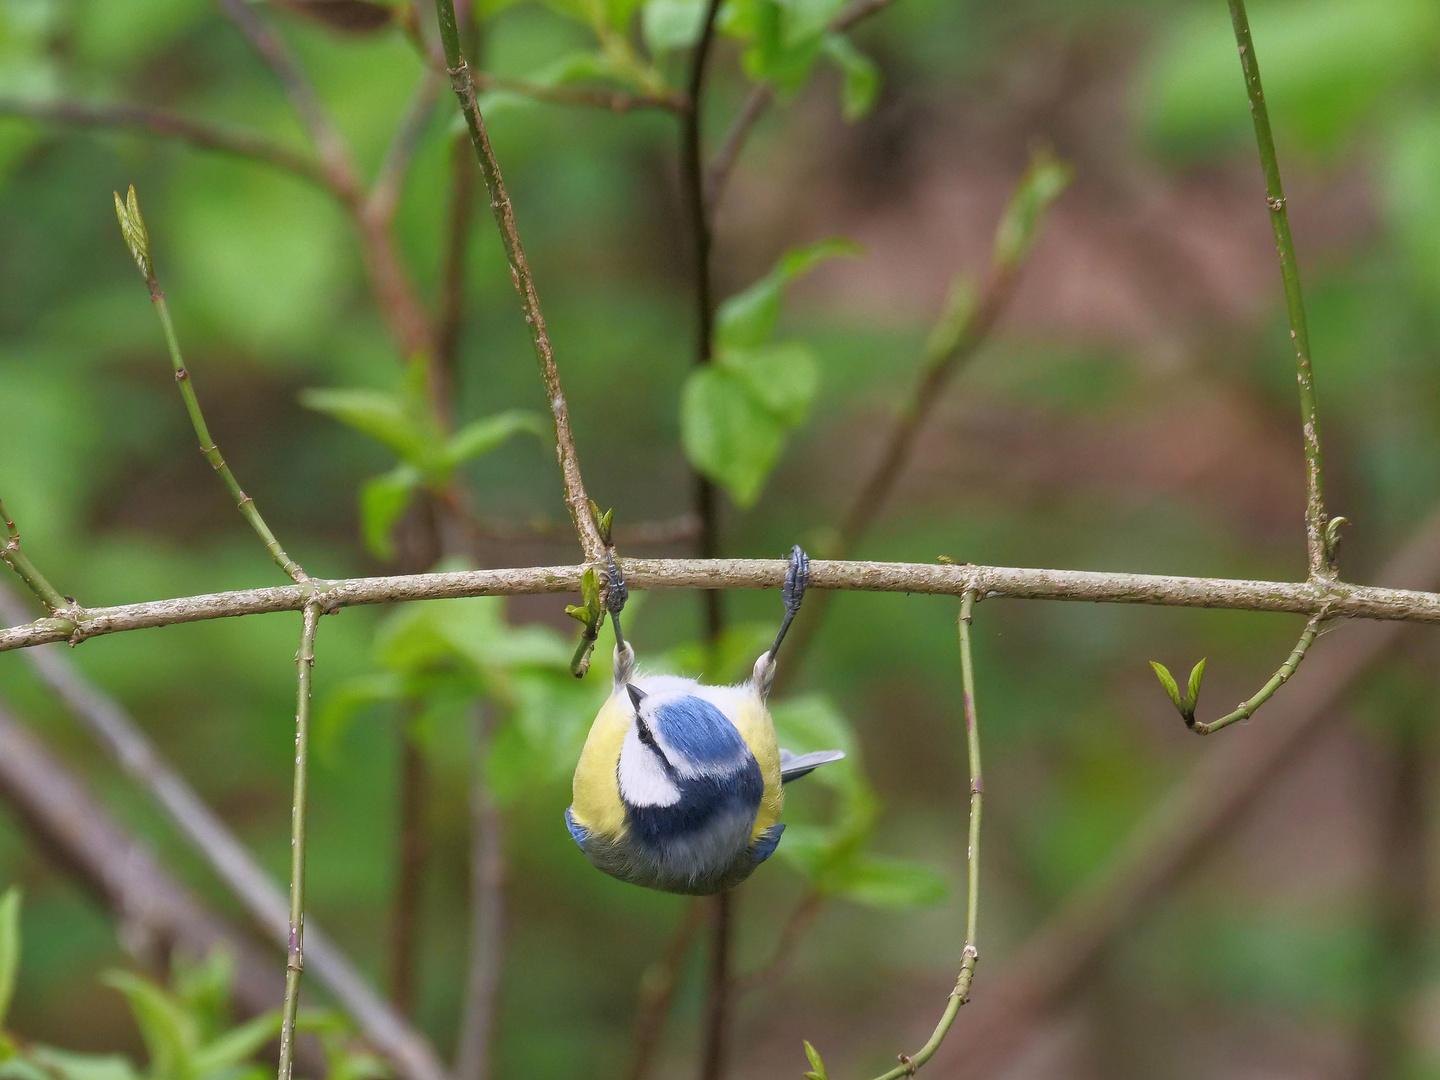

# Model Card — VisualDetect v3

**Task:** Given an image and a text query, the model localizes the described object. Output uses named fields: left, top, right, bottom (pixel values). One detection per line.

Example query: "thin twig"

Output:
left=0, top=99, right=331, bottom=189
left=465, top=513, right=700, bottom=547
left=390, top=711, right=429, bottom=1016
left=211, top=0, right=435, bottom=358
left=932, top=505, right=1440, bottom=1079
left=626, top=900, right=705, bottom=1080
left=1228, top=0, right=1330, bottom=578
left=278, top=601, right=322, bottom=1080
left=455, top=706, right=508, bottom=1080
left=10, top=558, right=1440, bottom=654
left=1185, top=611, right=1328, bottom=735
left=116, top=187, right=310, bottom=585
left=865, top=588, right=982, bottom=1080
left=437, top=132, right=478, bottom=415
left=704, top=0, right=901, bottom=209
left=0, top=499, right=71, bottom=614
left=369, top=71, right=446, bottom=223
left=212, top=0, right=355, bottom=187
left=0, top=584, right=450, bottom=1080
left=683, top=0, right=727, bottom=650
left=735, top=890, right=823, bottom=992
left=475, top=71, right=684, bottom=113
left=701, top=890, right=734, bottom=1080
left=774, top=153, right=1067, bottom=689
left=434, top=0, right=607, bottom=563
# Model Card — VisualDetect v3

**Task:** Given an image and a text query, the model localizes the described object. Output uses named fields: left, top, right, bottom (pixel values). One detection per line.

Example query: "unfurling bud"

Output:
left=113, top=184, right=153, bottom=281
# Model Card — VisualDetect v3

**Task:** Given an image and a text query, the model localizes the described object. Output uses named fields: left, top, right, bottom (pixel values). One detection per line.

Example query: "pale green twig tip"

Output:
left=113, top=184, right=152, bottom=280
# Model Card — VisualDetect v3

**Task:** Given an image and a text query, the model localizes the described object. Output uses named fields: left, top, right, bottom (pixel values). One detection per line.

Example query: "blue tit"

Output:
left=565, top=547, right=845, bottom=895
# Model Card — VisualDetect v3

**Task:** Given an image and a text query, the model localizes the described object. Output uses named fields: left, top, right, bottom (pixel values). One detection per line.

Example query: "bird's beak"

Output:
left=626, top=683, right=647, bottom=712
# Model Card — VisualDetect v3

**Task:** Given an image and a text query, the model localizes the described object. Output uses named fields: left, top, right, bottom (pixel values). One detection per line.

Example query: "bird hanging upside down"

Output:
left=565, top=547, right=845, bottom=895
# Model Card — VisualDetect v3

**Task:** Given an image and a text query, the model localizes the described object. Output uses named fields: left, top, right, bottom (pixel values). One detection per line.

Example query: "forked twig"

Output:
left=0, top=500, right=71, bottom=615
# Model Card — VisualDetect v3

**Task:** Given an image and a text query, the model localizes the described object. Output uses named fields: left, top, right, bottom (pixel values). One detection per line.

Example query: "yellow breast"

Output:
left=570, top=691, right=632, bottom=840
left=569, top=682, right=784, bottom=843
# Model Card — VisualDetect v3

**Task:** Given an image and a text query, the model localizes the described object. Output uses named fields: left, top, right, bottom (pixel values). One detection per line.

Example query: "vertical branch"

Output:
left=432, top=0, right=607, bottom=563
left=683, top=0, right=727, bottom=646
left=390, top=709, right=430, bottom=1016
left=865, top=589, right=982, bottom=1080
left=1357, top=697, right=1430, bottom=1080
left=455, top=706, right=508, bottom=1080
left=700, top=890, right=734, bottom=1080
left=278, top=601, right=322, bottom=1080
left=1227, top=0, right=1330, bottom=578
left=114, top=187, right=311, bottom=586
left=626, top=901, right=705, bottom=1080
left=438, top=133, right=479, bottom=418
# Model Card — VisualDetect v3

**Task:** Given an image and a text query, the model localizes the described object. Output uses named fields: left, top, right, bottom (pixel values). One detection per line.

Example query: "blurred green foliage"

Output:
left=3, top=0, right=1440, bottom=1076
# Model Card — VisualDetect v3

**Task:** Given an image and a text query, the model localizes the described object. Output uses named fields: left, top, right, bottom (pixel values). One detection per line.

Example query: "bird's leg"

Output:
left=768, top=545, right=809, bottom=661
left=607, top=552, right=634, bottom=685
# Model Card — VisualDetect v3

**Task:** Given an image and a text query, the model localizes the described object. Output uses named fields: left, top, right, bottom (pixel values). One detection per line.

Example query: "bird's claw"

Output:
left=781, top=544, right=809, bottom=618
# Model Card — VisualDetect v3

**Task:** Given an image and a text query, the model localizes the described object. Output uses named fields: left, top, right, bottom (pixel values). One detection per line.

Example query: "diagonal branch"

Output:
left=212, top=0, right=355, bottom=188
left=433, top=0, right=607, bottom=563
left=0, top=99, right=332, bottom=189
left=704, top=0, right=901, bottom=210
left=0, top=498, right=71, bottom=614
left=773, top=152, right=1070, bottom=688
left=115, top=187, right=311, bottom=586
left=0, top=583, right=449, bottom=1080
left=1228, top=0, right=1331, bottom=578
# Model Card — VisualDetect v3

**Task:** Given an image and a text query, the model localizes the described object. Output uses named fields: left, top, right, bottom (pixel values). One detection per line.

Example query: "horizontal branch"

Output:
left=0, top=99, right=332, bottom=189
left=6, top=558, right=1440, bottom=653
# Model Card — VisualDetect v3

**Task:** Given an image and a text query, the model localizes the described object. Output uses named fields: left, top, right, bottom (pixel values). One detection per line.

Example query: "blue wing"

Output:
left=751, top=823, right=785, bottom=864
left=564, top=806, right=590, bottom=848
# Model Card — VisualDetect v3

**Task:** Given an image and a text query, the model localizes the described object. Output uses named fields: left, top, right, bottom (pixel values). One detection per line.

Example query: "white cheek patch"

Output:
left=618, top=724, right=681, bottom=807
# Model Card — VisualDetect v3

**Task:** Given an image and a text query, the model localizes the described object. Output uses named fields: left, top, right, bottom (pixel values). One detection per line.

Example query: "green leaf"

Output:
left=825, top=854, right=948, bottom=909
left=24, top=1049, right=139, bottom=1080
left=739, top=0, right=844, bottom=92
left=99, top=972, right=194, bottom=1080
left=317, top=672, right=406, bottom=757
left=992, top=147, right=1072, bottom=272
left=1186, top=657, right=1207, bottom=710
left=300, top=388, right=434, bottom=465
left=359, top=464, right=421, bottom=561
left=922, top=275, right=978, bottom=369
left=716, top=237, right=862, bottom=348
left=820, top=33, right=879, bottom=121
left=171, top=949, right=233, bottom=1041
left=0, top=888, right=21, bottom=1026
left=802, top=1039, right=829, bottom=1080
left=192, top=1010, right=281, bottom=1079
left=443, top=410, right=547, bottom=469
left=681, top=365, right=787, bottom=507
left=719, top=341, right=818, bottom=425
left=642, top=0, right=707, bottom=52
left=1149, top=661, right=1183, bottom=713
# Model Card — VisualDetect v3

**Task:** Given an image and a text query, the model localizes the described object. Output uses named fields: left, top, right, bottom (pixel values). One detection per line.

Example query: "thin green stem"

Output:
left=147, top=289, right=309, bottom=584
left=431, top=0, right=607, bottom=565
left=0, top=499, right=72, bottom=615
left=277, top=600, right=322, bottom=1080
left=1189, top=612, right=1327, bottom=735
left=869, top=590, right=982, bottom=1080
left=1227, top=0, right=1330, bottom=578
